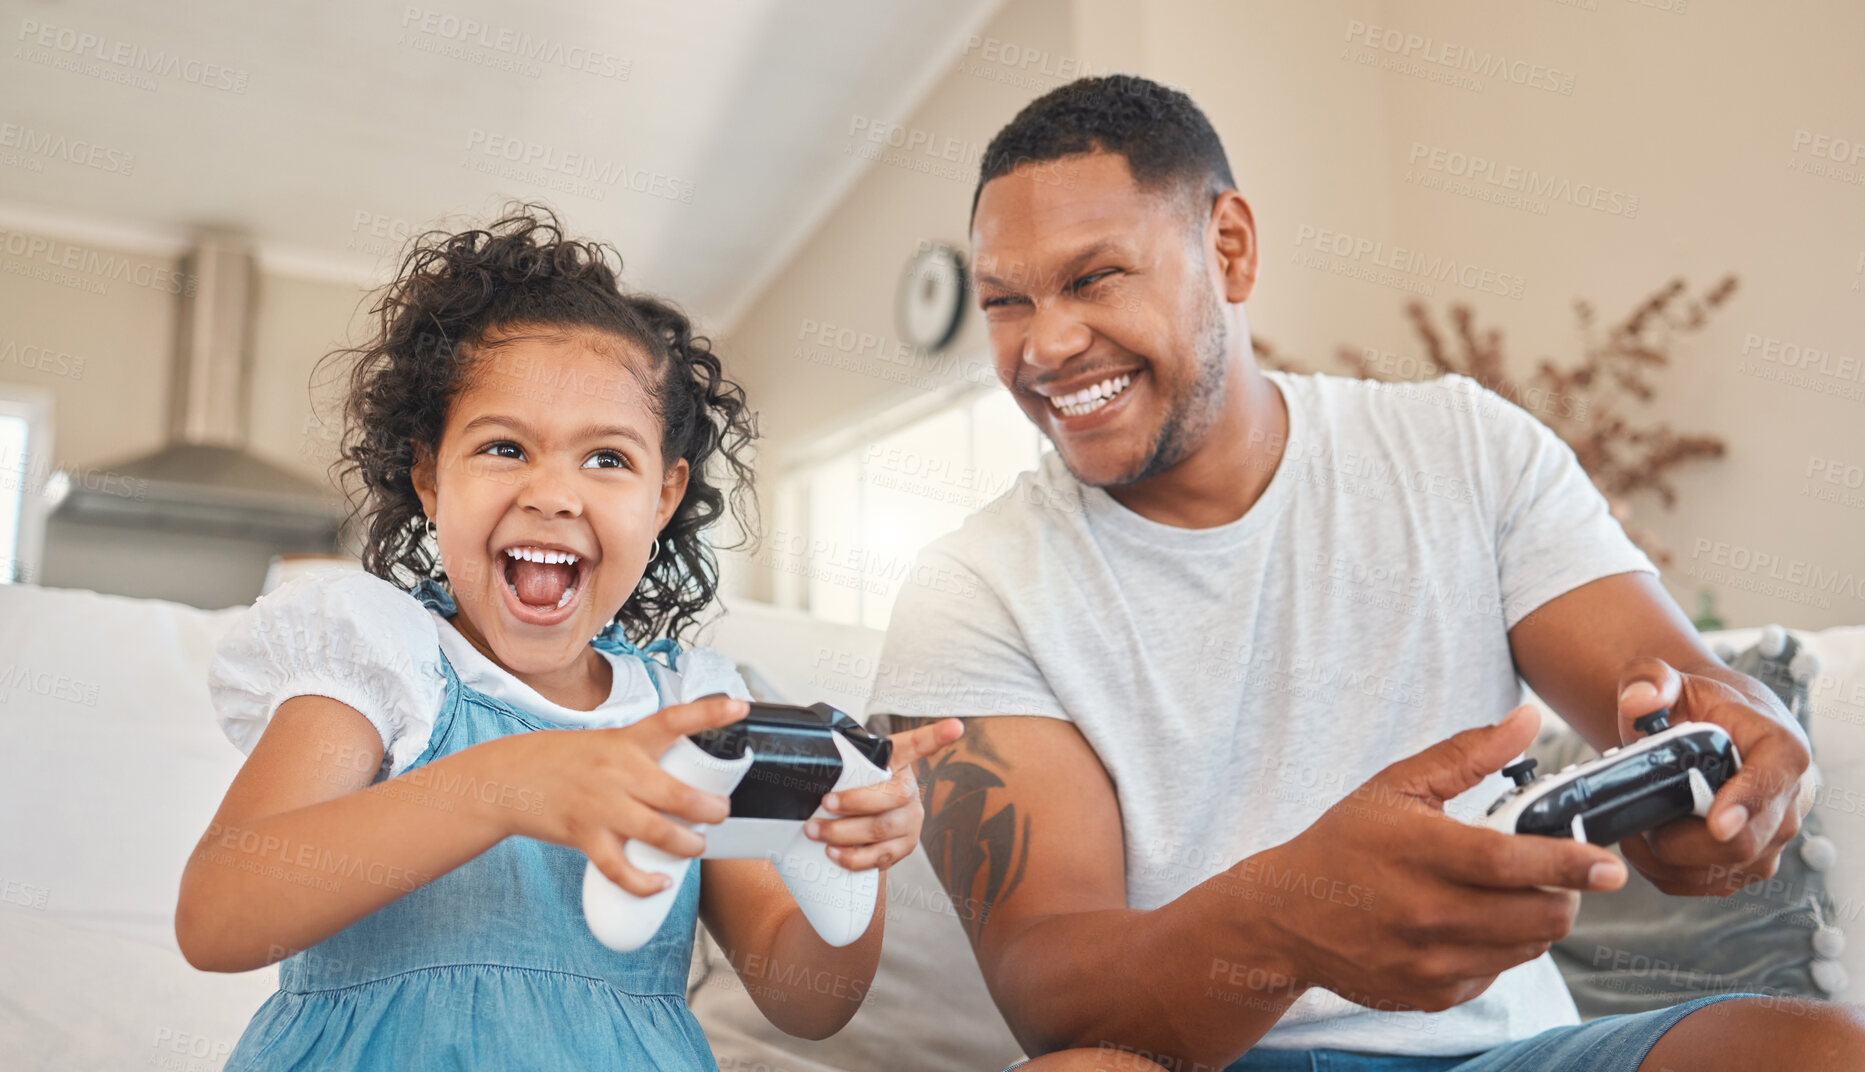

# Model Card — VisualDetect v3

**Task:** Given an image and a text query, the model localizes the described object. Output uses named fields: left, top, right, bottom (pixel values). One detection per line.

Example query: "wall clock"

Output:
left=896, top=242, right=967, bottom=352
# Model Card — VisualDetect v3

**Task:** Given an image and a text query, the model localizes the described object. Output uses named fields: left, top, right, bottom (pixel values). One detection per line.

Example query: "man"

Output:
left=864, top=76, right=1862, bottom=1070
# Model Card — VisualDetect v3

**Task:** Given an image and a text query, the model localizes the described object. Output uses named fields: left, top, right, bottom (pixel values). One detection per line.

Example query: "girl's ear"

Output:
left=410, top=441, right=440, bottom=523
left=655, top=457, right=690, bottom=532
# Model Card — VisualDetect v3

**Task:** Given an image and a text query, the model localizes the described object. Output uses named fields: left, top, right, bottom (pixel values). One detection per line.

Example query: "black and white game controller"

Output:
left=1479, top=709, right=1741, bottom=846
left=582, top=702, right=894, bottom=952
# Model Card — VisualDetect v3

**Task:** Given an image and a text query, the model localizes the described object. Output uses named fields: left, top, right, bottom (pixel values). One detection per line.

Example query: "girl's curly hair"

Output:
left=328, top=204, right=758, bottom=644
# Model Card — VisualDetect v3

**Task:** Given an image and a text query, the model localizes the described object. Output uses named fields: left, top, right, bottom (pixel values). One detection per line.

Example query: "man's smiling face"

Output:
left=971, top=150, right=1233, bottom=488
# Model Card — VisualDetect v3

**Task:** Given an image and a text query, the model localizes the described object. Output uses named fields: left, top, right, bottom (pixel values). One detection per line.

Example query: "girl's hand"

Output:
left=803, top=718, right=965, bottom=872
left=490, top=695, right=749, bottom=897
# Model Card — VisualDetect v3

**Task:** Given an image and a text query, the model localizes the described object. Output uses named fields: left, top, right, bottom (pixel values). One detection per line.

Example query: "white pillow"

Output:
left=0, top=584, right=247, bottom=950
left=0, top=583, right=276, bottom=1067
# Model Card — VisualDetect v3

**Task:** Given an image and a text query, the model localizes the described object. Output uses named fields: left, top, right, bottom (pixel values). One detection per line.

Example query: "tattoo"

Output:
left=891, top=716, right=1031, bottom=942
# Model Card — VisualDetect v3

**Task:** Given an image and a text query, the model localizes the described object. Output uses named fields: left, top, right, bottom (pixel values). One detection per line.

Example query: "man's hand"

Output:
left=1254, top=705, right=1627, bottom=1015
left=1506, top=572, right=1818, bottom=901
left=1613, top=656, right=1813, bottom=897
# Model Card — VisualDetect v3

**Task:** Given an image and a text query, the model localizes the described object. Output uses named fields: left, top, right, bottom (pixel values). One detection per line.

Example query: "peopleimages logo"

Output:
left=1685, top=538, right=1865, bottom=609
left=0, top=121, right=135, bottom=175
left=399, top=7, right=630, bottom=80
left=1293, top=224, right=1527, bottom=299
left=1342, top=19, right=1577, bottom=95
left=1406, top=143, right=1639, bottom=218
left=1741, top=334, right=1865, bottom=382
left=460, top=129, right=694, bottom=203
left=0, top=229, right=194, bottom=297
left=15, top=18, right=250, bottom=93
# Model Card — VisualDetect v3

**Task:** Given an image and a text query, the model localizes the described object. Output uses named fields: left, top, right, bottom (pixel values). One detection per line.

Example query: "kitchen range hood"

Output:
left=53, top=234, right=346, bottom=543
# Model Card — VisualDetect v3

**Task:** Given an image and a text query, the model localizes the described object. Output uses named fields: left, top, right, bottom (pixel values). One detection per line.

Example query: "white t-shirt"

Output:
left=209, top=569, right=748, bottom=771
left=873, top=371, right=1657, bottom=1055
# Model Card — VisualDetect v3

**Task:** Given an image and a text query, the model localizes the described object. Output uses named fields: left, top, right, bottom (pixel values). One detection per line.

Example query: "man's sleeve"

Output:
left=869, top=544, right=1069, bottom=721
left=1482, top=387, right=1659, bottom=631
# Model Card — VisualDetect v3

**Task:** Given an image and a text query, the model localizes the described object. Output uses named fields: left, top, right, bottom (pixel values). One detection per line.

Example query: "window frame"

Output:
left=0, top=384, right=55, bottom=585
left=771, top=380, right=1043, bottom=628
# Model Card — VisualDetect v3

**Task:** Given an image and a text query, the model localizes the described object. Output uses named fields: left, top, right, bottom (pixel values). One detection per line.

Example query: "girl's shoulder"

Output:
left=209, top=568, right=448, bottom=774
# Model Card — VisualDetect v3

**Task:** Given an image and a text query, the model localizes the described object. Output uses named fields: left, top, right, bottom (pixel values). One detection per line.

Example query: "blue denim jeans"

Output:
left=1010, top=993, right=1757, bottom=1071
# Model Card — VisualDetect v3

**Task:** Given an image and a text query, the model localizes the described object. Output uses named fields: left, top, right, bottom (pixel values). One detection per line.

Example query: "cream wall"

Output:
left=3, top=1, right=1857, bottom=625
left=0, top=237, right=177, bottom=477
left=722, top=0, right=1865, bottom=631
left=0, top=233, right=365, bottom=485
left=0, top=229, right=367, bottom=602
left=724, top=0, right=1076, bottom=456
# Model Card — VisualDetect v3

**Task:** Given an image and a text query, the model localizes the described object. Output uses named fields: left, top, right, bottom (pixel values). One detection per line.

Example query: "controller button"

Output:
left=1602, top=747, right=1621, bottom=757
left=1633, top=709, right=1672, bottom=736
left=1503, top=759, right=1538, bottom=786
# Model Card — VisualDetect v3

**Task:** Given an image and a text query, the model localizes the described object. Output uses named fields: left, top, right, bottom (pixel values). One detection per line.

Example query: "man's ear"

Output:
left=656, top=458, right=690, bottom=533
left=410, top=442, right=439, bottom=523
left=1210, top=189, right=1258, bottom=304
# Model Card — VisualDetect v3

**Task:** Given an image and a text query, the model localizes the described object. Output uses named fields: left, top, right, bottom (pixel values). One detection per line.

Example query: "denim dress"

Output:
left=225, top=601, right=717, bottom=1071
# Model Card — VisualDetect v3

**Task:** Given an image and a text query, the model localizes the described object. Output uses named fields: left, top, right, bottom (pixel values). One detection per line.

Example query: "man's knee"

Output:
left=1765, top=999, right=1865, bottom=1067
left=1018, top=1046, right=1177, bottom=1072
left=1642, top=996, right=1865, bottom=1071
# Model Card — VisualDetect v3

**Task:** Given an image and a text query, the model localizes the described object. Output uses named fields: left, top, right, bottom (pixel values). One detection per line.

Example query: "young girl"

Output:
left=175, top=207, right=962, bottom=1071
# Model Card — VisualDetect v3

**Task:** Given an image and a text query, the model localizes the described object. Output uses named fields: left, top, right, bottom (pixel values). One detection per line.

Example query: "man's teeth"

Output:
left=503, top=546, right=580, bottom=565
left=1049, top=373, right=1133, bottom=418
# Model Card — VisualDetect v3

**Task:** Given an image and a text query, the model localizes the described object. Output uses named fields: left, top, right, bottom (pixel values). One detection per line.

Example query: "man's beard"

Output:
left=1093, top=288, right=1230, bottom=488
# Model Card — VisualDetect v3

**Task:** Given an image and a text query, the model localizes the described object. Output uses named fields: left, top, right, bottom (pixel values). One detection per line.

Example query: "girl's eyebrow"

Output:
left=461, top=413, right=648, bottom=449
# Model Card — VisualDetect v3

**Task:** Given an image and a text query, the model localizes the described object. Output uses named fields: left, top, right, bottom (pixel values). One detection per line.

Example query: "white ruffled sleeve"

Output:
left=668, top=646, right=753, bottom=705
left=209, top=569, right=446, bottom=776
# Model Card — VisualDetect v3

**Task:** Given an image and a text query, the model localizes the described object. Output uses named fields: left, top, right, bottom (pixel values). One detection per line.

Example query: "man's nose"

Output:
left=1023, top=300, right=1092, bottom=370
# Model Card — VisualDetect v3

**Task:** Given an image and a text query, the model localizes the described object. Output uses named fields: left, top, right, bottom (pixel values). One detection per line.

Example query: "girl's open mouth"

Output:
left=497, top=545, right=591, bottom=626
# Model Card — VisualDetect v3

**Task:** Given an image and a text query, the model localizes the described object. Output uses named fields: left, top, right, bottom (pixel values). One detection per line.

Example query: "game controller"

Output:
left=582, top=702, right=894, bottom=952
left=1479, top=709, right=1740, bottom=846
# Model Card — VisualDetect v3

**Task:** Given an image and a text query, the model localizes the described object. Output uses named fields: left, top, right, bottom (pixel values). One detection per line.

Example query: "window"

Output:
left=770, top=386, right=1045, bottom=629
left=0, top=386, right=54, bottom=585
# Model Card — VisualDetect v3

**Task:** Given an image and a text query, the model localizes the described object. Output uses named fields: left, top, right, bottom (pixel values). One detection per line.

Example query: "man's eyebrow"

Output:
left=974, top=237, right=1130, bottom=291
left=459, top=413, right=649, bottom=449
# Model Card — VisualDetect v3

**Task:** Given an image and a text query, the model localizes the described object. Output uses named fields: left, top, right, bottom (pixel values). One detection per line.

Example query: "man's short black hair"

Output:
left=971, top=74, right=1236, bottom=222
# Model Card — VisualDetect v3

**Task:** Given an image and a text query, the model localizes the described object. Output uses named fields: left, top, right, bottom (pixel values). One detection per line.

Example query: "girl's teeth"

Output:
left=504, top=547, right=580, bottom=565
left=555, top=584, right=577, bottom=610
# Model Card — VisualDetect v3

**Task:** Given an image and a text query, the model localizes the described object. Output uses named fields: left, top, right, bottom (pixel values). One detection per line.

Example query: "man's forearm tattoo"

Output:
left=893, top=716, right=1030, bottom=941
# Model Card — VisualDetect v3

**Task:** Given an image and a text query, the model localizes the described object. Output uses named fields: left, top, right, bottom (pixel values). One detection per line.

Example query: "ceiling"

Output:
left=0, top=0, right=1003, bottom=330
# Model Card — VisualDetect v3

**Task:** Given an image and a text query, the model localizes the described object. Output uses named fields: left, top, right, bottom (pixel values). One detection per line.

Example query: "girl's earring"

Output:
left=425, top=518, right=445, bottom=578
left=646, top=538, right=660, bottom=564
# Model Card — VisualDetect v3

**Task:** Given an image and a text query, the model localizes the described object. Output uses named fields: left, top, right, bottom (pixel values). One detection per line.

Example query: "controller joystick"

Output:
left=1632, top=708, right=1672, bottom=736
left=1502, top=758, right=1538, bottom=787
left=582, top=702, right=894, bottom=952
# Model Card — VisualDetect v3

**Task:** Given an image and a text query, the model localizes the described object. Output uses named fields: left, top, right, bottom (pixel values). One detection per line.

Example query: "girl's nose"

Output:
left=516, top=464, right=581, bottom=519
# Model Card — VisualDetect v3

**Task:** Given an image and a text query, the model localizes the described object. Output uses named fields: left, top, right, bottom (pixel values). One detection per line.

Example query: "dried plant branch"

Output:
left=1257, top=275, right=1736, bottom=568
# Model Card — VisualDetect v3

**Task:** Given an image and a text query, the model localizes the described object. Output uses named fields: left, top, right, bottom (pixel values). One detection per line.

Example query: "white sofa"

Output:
left=0, top=583, right=1024, bottom=1072
left=1, top=581, right=1860, bottom=1070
